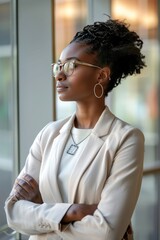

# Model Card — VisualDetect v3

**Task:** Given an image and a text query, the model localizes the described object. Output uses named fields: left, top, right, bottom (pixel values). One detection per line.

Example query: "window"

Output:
left=111, top=0, right=160, bottom=238
left=53, top=0, right=88, bottom=119
left=0, top=0, right=18, bottom=238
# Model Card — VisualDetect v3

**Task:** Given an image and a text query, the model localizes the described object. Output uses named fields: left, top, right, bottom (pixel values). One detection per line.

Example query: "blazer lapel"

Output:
left=68, top=106, right=116, bottom=203
left=50, top=114, right=76, bottom=202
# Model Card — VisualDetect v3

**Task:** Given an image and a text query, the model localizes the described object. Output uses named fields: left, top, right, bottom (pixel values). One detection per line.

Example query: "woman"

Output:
left=5, top=18, right=146, bottom=240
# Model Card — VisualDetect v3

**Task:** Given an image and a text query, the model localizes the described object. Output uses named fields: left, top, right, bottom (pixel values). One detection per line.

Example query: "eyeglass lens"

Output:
left=53, top=61, right=75, bottom=77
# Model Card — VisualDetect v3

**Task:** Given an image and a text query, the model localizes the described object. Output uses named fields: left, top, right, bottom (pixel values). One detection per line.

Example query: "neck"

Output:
left=74, top=102, right=106, bottom=129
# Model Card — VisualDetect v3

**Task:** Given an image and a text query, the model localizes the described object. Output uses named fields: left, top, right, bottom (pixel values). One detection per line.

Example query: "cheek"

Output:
left=70, top=70, right=97, bottom=91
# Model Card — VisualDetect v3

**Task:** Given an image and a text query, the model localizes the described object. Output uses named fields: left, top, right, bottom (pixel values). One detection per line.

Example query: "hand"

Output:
left=61, top=203, right=97, bottom=224
left=123, top=224, right=133, bottom=240
left=11, top=174, right=43, bottom=204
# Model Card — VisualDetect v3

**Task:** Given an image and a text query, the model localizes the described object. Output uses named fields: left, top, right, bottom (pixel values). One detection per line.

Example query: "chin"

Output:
left=58, top=96, right=74, bottom=102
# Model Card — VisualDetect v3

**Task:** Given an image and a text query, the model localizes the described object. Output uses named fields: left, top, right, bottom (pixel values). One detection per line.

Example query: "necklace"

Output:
left=67, top=132, right=91, bottom=155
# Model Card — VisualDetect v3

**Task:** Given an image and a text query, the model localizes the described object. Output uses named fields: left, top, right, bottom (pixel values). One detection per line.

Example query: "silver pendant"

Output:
left=67, top=144, right=79, bottom=155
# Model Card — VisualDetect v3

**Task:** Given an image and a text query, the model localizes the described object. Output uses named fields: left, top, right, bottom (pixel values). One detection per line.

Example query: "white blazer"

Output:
left=5, top=106, right=144, bottom=240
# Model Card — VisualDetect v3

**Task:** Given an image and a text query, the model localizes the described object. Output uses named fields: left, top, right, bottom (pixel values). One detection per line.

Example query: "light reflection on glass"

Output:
left=112, top=0, right=160, bottom=239
left=111, top=0, right=159, bottom=166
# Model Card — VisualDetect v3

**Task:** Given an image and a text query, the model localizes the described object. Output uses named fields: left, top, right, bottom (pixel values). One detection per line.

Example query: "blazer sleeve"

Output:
left=57, top=128, right=144, bottom=240
left=4, top=123, right=72, bottom=235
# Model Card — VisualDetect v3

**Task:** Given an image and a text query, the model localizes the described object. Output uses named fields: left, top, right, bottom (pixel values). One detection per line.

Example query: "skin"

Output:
left=11, top=174, right=43, bottom=204
left=12, top=42, right=111, bottom=224
left=56, top=42, right=110, bottom=128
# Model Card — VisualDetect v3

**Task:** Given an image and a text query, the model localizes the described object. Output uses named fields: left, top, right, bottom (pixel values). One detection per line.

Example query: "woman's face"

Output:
left=55, top=42, right=101, bottom=102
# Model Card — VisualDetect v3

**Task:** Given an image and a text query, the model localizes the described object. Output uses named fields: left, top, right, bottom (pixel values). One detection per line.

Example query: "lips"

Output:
left=56, top=84, right=68, bottom=92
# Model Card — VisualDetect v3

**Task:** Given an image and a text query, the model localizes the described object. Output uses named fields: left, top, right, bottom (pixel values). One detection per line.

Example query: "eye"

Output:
left=68, top=61, right=75, bottom=70
left=63, top=61, right=74, bottom=74
left=63, top=62, right=69, bottom=73
left=74, top=63, right=78, bottom=68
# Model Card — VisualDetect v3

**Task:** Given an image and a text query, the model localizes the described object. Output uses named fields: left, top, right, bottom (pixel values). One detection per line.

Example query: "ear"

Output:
left=98, top=67, right=111, bottom=84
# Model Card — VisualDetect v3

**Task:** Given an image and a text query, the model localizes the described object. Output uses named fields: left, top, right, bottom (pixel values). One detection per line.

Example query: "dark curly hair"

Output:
left=70, top=17, right=146, bottom=96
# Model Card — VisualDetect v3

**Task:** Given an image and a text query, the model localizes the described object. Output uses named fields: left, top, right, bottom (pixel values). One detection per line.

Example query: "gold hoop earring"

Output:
left=94, top=83, right=104, bottom=98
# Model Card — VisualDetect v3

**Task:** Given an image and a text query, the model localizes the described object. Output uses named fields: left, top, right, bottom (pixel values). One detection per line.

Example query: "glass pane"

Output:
left=132, top=174, right=160, bottom=239
left=54, top=0, right=88, bottom=119
left=111, top=0, right=160, bottom=239
left=0, top=0, right=17, bottom=233
left=111, top=0, right=159, bottom=167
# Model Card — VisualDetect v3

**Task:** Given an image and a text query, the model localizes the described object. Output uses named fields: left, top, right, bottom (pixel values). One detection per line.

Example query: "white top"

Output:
left=58, top=127, right=92, bottom=202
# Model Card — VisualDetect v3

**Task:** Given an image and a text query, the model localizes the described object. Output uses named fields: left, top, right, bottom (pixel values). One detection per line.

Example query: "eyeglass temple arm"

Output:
left=75, top=60, right=102, bottom=69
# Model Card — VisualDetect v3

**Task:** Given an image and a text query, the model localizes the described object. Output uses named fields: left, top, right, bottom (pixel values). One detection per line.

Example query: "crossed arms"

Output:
left=10, top=173, right=97, bottom=224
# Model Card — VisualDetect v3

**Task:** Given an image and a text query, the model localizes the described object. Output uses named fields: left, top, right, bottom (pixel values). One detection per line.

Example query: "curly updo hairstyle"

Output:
left=70, top=17, right=146, bottom=96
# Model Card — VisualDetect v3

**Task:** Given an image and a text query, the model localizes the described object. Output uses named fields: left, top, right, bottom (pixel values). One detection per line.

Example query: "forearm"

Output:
left=58, top=209, right=110, bottom=240
left=5, top=198, right=71, bottom=235
left=61, top=203, right=97, bottom=223
left=5, top=173, right=71, bottom=235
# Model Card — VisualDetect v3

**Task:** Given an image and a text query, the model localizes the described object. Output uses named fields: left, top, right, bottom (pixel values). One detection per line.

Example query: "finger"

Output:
left=21, top=174, right=39, bottom=189
left=16, top=178, right=34, bottom=193
left=14, top=182, right=30, bottom=198
left=14, top=191, right=26, bottom=200
left=9, top=193, right=20, bottom=202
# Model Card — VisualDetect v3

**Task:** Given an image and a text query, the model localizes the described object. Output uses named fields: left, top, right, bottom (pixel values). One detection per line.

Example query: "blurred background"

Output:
left=0, top=0, right=159, bottom=239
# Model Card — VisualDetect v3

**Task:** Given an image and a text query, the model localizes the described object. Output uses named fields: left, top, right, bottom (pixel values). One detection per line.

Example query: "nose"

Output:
left=55, top=72, right=67, bottom=81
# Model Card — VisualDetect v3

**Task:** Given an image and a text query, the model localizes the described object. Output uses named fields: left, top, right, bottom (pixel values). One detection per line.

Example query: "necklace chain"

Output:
left=67, top=132, right=91, bottom=155
left=71, top=133, right=90, bottom=145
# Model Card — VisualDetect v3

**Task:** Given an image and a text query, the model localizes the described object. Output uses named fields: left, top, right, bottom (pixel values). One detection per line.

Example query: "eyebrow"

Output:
left=57, top=57, right=80, bottom=63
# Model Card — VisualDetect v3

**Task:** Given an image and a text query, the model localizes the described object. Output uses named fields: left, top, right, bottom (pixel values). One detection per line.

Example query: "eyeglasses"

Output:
left=51, top=59, right=101, bottom=77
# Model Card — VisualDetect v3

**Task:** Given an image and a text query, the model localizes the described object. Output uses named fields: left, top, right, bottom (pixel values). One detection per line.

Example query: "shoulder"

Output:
left=103, top=106, right=144, bottom=141
left=112, top=116, right=145, bottom=145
